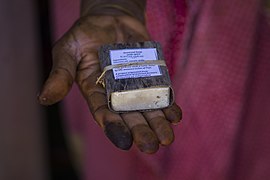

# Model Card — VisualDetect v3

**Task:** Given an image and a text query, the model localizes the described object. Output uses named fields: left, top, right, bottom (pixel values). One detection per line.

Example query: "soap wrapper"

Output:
left=98, top=41, right=174, bottom=112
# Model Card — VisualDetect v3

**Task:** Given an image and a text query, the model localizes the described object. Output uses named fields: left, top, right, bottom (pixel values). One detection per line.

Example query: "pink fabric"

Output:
left=142, top=0, right=270, bottom=179
left=52, top=0, right=270, bottom=179
left=146, top=0, right=186, bottom=77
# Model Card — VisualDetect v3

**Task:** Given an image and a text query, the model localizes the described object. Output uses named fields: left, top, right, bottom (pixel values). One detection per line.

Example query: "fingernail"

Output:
left=37, top=93, right=48, bottom=105
left=40, top=97, right=47, bottom=102
left=104, top=122, right=133, bottom=150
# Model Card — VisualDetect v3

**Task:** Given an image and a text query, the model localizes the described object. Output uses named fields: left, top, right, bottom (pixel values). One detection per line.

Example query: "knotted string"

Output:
left=96, top=60, right=167, bottom=87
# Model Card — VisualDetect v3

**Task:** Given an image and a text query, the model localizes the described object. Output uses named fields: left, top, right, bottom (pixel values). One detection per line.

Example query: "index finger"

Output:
left=76, top=52, right=133, bottom=150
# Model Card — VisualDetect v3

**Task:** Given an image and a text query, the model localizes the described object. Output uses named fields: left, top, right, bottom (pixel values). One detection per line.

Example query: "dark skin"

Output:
left=38, top=1, right=182, bottom=154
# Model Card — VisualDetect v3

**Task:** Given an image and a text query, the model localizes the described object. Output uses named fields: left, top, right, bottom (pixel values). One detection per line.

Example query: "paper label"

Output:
left=110, top=48, right=161, bottom=79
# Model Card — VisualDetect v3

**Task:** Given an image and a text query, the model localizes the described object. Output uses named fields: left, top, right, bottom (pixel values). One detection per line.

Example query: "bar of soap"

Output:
left=98, top=41, right=174, bottom=112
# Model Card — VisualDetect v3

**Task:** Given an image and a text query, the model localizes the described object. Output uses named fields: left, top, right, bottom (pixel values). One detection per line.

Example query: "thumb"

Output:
left=38, top=43, right=77, bottom=105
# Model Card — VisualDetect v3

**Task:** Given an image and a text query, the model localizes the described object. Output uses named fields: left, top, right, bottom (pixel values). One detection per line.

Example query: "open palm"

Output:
left=39, top=15, right=182, bottom=154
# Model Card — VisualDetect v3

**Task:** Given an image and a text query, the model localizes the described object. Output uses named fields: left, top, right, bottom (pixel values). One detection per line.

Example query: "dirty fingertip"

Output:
left=104, top=121, right=133, bottom=150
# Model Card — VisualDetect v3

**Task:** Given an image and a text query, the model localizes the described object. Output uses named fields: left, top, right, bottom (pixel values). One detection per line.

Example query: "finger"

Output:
left=76, top=52, right=108, bottom=115
left=121, top=112, right=159, bottom=154
left=80, top=76, right=133, bottom=150
left=162, top=103, right=182, bottom=125
left=77, top=54, right=132, bottom=150
left=143, top=110, right=174, bottom=146
left=38, top=42, right=77, bottom=105
left=91, top=100, right=133, bottom=150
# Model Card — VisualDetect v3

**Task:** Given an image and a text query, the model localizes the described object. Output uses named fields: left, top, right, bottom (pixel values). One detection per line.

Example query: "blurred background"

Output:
left=0, top=0, right=79, bottom=179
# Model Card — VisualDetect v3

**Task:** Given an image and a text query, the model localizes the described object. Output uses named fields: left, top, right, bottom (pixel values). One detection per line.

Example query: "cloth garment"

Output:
left=137, top=1, right=270, bottom=180
left=52, top=0, right=270, bottom=179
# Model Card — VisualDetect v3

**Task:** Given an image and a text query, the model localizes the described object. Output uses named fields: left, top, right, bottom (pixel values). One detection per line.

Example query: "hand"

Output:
left=38, top=15, right=182, bottom=154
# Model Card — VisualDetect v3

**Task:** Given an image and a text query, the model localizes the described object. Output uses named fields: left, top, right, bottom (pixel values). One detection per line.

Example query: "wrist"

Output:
left=80, top=0, right=146, bottom=23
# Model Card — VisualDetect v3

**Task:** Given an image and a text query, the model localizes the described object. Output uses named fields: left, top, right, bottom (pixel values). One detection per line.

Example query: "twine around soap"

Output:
left=96, top=60, right=167, bottom=87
